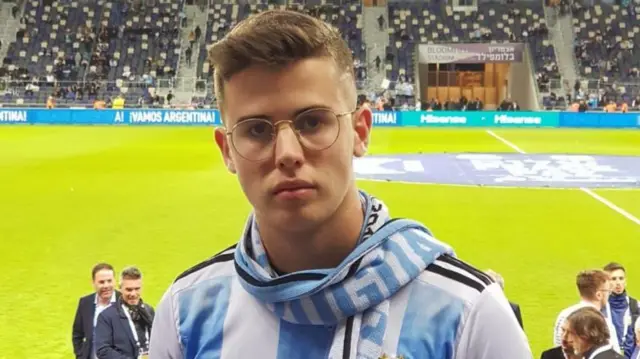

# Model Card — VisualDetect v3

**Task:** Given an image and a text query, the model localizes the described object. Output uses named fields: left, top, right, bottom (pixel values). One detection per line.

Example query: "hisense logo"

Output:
left=494, top=114, right=541, bottom=124
left=420, top=114, right=467, bottom=124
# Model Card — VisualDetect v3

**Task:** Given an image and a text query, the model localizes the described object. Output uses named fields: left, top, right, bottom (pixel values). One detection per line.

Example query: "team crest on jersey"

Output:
left=379, top=354, right=405, bottom=359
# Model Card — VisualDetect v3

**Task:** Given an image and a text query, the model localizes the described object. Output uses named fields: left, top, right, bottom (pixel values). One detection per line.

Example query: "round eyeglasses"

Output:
left=225, top=108, right=355, bottom=162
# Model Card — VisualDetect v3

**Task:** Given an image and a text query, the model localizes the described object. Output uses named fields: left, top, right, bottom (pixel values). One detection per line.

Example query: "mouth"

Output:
left=272, top=180, right=316, bottom=200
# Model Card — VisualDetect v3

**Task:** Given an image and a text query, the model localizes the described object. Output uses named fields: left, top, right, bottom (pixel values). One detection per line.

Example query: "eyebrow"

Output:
left=234, top=105, right=332, bottom=124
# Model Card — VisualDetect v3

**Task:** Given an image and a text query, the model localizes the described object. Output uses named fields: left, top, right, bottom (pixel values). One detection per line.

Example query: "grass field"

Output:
left=1, top=126, right=639, bottom=358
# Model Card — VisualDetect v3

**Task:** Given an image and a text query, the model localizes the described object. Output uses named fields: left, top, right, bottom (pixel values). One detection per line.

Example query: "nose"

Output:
left=273, top=123, right=304, bottom=170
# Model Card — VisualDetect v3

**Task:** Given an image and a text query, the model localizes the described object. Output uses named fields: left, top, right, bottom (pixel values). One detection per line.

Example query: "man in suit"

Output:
left=562, top=307, right=624, bottom=359
left=486, top=269, right=524, bottom=329
left=95, top=266, right=155, bottom=359
left=72, top=263, right=119, bottom=359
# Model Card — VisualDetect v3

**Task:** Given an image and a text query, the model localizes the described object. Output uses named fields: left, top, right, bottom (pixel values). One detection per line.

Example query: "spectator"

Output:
left=553, top=270, right=620, bottom=353
left=563, top=307, right=624, bottom=359
left=95, top=267, right=155, bottom=359
left=185, top=47, right=192, bottom=68
left=603, top=262, right=640, bottom=357
left=71, top=263, right=119, bottom=359
left=194, top=25, right=201, bottom=43
left=486, top=269, right=524, bottom=330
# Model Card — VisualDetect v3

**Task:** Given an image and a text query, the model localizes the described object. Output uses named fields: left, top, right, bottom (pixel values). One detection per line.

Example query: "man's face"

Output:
left=120, top=278, right=142, bottom=306
left=92, top=269, right=114, bottom=302
left=607, top=269, right=626, bottom=295
left=215, top=57, right=371, bottom=231
left=562, top=322, right=588, bottom=357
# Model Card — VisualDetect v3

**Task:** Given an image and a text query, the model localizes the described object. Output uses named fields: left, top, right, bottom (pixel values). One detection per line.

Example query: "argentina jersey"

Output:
left=149, top=245, right=532, bottom=359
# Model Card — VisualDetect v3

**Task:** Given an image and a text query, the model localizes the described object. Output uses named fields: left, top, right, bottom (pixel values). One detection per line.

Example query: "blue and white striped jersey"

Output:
left=149, top=245, right=533, bottom=359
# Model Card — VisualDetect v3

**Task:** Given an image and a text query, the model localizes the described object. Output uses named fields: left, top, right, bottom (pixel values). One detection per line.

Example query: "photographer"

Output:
left=95, top=267, right=155, bottom=359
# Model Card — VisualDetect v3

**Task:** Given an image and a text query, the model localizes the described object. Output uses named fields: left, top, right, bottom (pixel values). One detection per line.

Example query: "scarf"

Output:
left=234, top=191, right=455, bottom=358
left=609, top=292, right=628, bottom=345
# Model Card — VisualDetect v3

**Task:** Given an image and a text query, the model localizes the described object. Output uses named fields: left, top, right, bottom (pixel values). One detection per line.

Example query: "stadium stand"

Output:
left=570, top=0, right=640, bottom=107
left=191, top=0, right=364, bottom=107
left=1, top=0, right=637, bottom=111
left=385, top=0, right=559, bottom=109
left=2, top=0, right=183, bottom=107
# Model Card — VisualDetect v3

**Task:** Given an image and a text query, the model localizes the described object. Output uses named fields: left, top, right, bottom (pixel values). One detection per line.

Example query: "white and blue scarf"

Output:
left=234, top=191, right=455, bottom=358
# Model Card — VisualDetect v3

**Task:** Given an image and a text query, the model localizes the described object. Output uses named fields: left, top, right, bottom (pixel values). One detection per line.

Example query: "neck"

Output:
left=584, top=298, right=602, bottom=310
left=97, top=295, right=111, bottom=305
left=258, top=188, right=364, bottom=274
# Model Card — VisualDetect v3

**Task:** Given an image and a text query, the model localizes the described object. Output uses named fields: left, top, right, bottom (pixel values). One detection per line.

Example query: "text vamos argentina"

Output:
left=0, top=110, right=28, bottom=122
left=127, top=111, right=216, bottom=124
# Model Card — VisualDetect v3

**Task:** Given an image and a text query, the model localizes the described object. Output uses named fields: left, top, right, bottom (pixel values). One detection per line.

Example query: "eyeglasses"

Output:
left=225, top=108, right=355, bottom=162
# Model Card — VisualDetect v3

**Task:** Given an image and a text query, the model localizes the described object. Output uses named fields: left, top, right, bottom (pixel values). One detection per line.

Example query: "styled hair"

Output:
left=566, top=306, right=610, bottom=347
left=121, top=266, right=142, bottom=281
left=208, top=9, right=355, bottom=108
left=576, top=270, right=610, bottom=300
left=603, top=262, right=625, bottom=273
left=92, top=262, right=114, bottom=280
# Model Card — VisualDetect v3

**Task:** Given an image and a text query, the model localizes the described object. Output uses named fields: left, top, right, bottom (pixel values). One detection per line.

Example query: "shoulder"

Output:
left=170, top=243, right=237, bottom=295
left=421, top=254, right=496, bottom=299
left=79, top=293, right=95, bottom=305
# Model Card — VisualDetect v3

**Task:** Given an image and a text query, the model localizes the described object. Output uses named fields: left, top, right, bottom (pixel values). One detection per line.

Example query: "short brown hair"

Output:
left=576, top=270, right=610, bottom=300
left=208, top=9, right=355, bottom=108
left=92, top=262, right=114, bottom=280
left=566, top=307, right=610, bottom=347
left=121, top=266, right=142, bottom=281
left=603, top=262, right=625, bottom=273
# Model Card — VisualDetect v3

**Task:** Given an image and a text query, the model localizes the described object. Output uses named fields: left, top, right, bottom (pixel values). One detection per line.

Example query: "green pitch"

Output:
left=0, top=126, right=639, bottom=358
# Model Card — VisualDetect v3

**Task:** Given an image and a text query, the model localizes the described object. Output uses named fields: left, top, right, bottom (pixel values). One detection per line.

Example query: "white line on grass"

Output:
left=486, top=130, right=526, bottom=154
left=485, top=130, right=640, bottom=227
left=580, top=187, right=640, bottom=226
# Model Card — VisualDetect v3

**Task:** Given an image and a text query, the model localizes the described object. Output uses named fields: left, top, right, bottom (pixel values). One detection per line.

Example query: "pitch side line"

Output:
left=485, top=130, right=640, bottom=226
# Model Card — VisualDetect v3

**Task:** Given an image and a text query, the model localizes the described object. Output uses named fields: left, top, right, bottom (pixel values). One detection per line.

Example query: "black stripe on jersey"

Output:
left=342, top=315, right=355, bottom=359
left=437, top=254, right=494, bottom=286
left=427, top=263, right=486, bottom=293
left=174, top=243, right=237, bottom=282
left=235, top=262, right=326, bottom=287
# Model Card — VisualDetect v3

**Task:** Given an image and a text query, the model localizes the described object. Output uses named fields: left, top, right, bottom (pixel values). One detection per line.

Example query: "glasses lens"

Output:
left=293, top=109, right=340, bottom=151
left=231, top=119, right=275, bottom=161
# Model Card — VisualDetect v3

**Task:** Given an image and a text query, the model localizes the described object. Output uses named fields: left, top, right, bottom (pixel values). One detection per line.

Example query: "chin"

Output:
left=270, top=201, right=332, bottom=230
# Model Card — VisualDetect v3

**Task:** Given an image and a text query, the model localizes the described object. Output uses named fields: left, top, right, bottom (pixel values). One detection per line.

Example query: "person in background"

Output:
left=540, top=326, right=580, bottom=359
left=95, top=267, right=155, bottom=359
left=628, top=320, right=640, bottom=359
left=603, top=262, right=639, bottom=357
left=486, top=269, right=524, bottom=330
left=562, top=307, right=624, bottom=359
left=72, top=263, right=119, bottom=359
left=553, top=270, right=620, bottom=353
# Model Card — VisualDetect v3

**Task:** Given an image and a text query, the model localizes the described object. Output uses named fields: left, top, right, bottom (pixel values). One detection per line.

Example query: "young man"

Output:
left=71, top=263, right=119, bottom=359
left=149, top=10, right=532, bottom=359
left=603, top=262, right=639, bottom=356
left=95, top=267, right=155, bottom=359
left=553, top=270, right=619, bottom=353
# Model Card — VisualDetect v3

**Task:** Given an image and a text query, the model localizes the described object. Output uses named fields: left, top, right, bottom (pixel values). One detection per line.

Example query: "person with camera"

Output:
left=95, top=266, right=155, bottom=359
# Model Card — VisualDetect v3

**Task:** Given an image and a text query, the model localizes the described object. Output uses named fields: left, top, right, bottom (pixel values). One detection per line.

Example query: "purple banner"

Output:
left=418, top=43, right=525, bottom=64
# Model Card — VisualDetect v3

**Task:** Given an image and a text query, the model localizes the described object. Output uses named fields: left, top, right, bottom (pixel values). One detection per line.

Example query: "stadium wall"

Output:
left=0, top=109, right=639, bottom=129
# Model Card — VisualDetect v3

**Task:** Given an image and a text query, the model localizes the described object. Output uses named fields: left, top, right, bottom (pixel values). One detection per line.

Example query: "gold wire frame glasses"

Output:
left=225, top=108, right=356, bottom=162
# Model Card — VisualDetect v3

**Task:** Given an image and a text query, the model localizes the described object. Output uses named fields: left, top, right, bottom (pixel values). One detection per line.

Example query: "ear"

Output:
left=214, top=127, right=237, bottom=174
left=352, top=105, right=372, bottom=157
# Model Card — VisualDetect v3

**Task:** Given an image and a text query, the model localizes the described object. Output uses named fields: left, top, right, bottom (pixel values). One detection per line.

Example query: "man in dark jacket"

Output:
left=72, top=263, right=120, bottom=359
left=95, top=266, right=155, bottom=359
left=603, top=262, right=639, bottom=357
left=486, top=269, right=524, bottom=330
